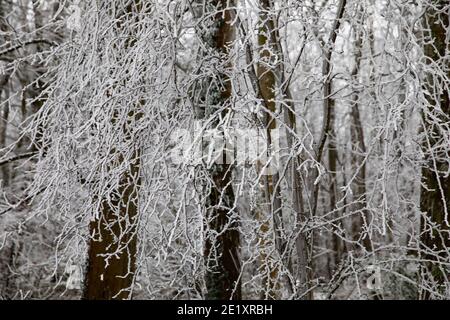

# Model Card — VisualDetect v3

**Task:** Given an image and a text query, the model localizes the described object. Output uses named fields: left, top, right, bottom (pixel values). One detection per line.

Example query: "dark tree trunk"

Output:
left=419, top=0, right=450, bottom=298
left=83, top=149, right=141, bottom=300
left=327, top=100, right=345, bottom=277
left=83, top=2, right=143, bottom=300
left=203, top=0, right=241, bottom=300
left=253, top=0, right=285, bottom=299
left=349, top=27, right=371, bottom=252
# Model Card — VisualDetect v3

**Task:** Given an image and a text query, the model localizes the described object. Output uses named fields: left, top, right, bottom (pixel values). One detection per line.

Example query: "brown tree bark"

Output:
left=254, top=0, right=285, bottom=299
left=83, top=149, right=141, bottom=300
left=83, top=2, right=143, bottom=300
left=419, top=0, right=450, bottom=298
left=202, top=0, right=241, bottom=300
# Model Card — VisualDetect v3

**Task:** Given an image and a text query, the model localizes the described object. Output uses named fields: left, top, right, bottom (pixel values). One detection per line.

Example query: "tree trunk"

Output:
left=349, top=23, right=372, bottom=252
left=203, top=0, right=241, bottom=300
left=83, top=149, right=141, bottom=300
left=327, top=99, right=345, bottom=277
left=419, top=0, right=450, bottom=299
left=83, top=2, right=143, bottom=300
left=254, top=0, right=284, bottom=299
left=274, top=16, right=311, bottom=300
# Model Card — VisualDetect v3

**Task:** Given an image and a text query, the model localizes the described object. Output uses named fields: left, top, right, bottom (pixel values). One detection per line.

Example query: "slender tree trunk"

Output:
left=203, top=0, right=241, bottom=300
left=272, top=18, right=311, bottom=300
left=302, top=0, right=347, bottom=298
left=349, top=24, right=372, bottom=252
left=254, top=0, right=285, bottom=299
left=0, top=79, right=13, bottom=299
left=312, top=0, right=347, bottom=218
left=419, top=0, right=450, bottom=299
left=254, top=0, right=311, bottom=298
left=0, top=84, right=9, bottom=186
left=0, top=0, right=14, bottom=298
left=283, top=87, right=311, bottom=299
left=327, top=99, right=344, bottom=277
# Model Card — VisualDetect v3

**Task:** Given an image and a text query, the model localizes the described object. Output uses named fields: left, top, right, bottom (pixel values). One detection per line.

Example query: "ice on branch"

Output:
left=67, top=2, right=82, bottom=32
